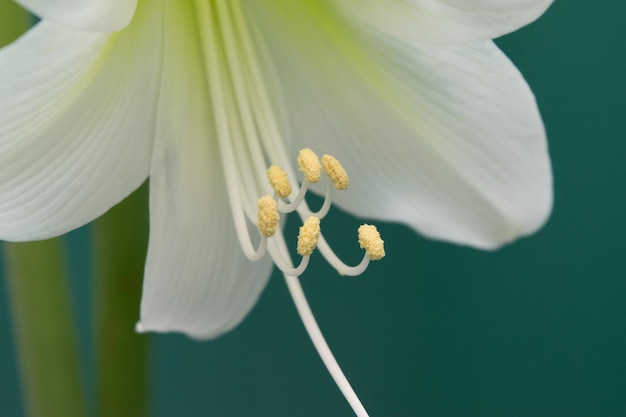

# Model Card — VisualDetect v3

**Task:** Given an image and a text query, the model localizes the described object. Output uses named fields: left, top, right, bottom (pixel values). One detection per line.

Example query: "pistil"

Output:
left=193, top=1, right=384, bottom=415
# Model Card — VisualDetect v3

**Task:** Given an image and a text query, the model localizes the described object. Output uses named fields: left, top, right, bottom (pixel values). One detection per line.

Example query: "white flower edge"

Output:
left=245, top=1, right=553, bottom=249
left=0, top=2, right=275, bottom=339
left=15, top=0, right=138, bottom=32
left=0, top=0, right=554, bottom=339
left=329, top=0, right=553, bottom=44
left=0, top=16, right=160, bottom=241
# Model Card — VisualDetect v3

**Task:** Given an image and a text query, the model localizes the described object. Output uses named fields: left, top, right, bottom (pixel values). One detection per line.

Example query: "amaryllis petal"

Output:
left=245, top=1, right=552, bottom=249
left=0, top=0, right=554, bottom=412
left=329, top=0, right=553, bottom=44
left=0, top=9, right=161, bottom=241
left=15, top=0, right=138, bottom=32
left=138, top=2, right=273, bottom=339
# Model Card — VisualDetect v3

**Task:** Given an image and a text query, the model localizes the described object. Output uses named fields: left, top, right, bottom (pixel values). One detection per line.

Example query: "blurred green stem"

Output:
left=92, top=184, right=150, bottom=417
left=0, top=0, right=31, bottom=47
left=3, top=240, right=87, bottom=417
left=1, top=3, right=86, bottom=417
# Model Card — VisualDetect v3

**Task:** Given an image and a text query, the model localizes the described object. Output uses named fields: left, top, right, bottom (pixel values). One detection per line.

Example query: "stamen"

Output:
left=277, top=182, right=309, bottom=214
left=321, top=154, right=350, bottom=190
left=196, top=2, right=372, bottom=414
left=279, top=149, right=344, bottom=218
left=358, top=224, right=385, bottom=261
left=315, top=225, right=386, bottom=276
left=297, top=216, right=321, bottom=257
left=266, top=231, right=312, bottom=277
left=267, top=165, right=292, bottom=198
left=257, top=196, right=279, bottom=237
left=306, top=181, right=333, bottom=219
left=298, top=148, right=322, bottom=183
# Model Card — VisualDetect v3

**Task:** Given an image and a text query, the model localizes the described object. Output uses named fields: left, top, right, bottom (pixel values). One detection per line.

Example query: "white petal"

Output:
left=138, top=3, right=273, bottom=339
left=15, top=0, right=137, bottom=32
left=0, top=4, right=162, bottom=241
left=329, top=0, right=553, bottom=43
left=245, top=2, right=552, bottom=249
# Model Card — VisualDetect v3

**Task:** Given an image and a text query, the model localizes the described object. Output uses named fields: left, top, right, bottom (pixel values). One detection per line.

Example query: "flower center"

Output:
left=191, top=0, right=385, bottom=278
left=192, top=1, right=382, bottom=415
left=254, top=148, right=385, bottom=278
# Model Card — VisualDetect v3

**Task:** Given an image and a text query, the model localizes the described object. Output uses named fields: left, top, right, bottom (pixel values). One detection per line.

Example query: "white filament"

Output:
left=284, top=274, right=370, bottom=417
left=194, top=1, right=374, bottom=415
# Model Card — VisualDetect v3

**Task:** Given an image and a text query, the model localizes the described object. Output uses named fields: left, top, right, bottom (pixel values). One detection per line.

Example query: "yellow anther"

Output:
left=267, top=165, right=292, bottom=198
left=257, top=196, right=279, bottom=237
left=297, top=148, right=322, bottom=183
left=297, top=216, right=321, bottom=257
left=358, top=224, right=385, bottom=261
left=321, top=154, right=349, bottom=190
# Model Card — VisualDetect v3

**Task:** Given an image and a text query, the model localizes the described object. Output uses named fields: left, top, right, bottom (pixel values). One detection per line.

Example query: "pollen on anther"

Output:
left=267, top=165, right=292, bottom=198
left=297, top=148, right=322, bottom=183
left=321, top=154, right=349, bottom=190
left=297, top=216, right=321, bottom=257
left=358, top=224, right=385, bottom=261
left=257, top=196, right=279, bottom=237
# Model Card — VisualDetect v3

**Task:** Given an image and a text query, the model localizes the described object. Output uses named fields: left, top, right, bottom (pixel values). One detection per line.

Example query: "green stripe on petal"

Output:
left=245, top=0, right=552, bottom=248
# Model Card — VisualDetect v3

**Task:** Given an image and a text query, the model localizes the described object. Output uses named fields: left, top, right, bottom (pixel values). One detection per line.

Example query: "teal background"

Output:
left=1, top=0, right=625, bottom=416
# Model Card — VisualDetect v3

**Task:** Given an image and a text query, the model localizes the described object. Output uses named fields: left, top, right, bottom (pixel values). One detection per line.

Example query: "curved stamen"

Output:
left=316, top=234, right=371, bottom=276
left=198, top=3, right=376, bottom=416
left=277, top=179, right=309, bottom=213
left=269, top=215, right=321, bottom=276
left=257, top=196, right=279, bottom=237
left=316, top=224, right=385, bottom=276
left=278, top=148, right=323, bottom=213
left=306, top=180, right=333, bottom=219
left=321, top=154, right=350, bottom=190
left=358, top=224, right=385, bottom=261
left=246, top=237, right=267, bottom=262
left=297, top=216, right=321, bottom=257
left=272, top=254, right=312, bottom=277
left=298, top=148, right=322, bottom=183
left=279, top=177, right=333, bottom=219
left=267, top=165, right=292, bottom=198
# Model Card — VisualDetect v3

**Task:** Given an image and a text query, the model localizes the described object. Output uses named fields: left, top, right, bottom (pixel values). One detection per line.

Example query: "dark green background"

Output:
left=1, top=1, right=625, bottom=416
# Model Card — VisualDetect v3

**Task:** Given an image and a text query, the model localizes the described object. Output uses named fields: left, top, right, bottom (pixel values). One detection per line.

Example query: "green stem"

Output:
left=1, top=3, right=86, bottom=417
left=92, top=184, right=150, bottom=417
left=3, top=240, right=87, bottom=417
left=0, top=0, right=31, bottom=47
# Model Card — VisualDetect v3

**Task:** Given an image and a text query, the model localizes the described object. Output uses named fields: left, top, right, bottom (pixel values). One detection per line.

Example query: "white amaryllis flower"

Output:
left=0, top=0, right=553, bottom=414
